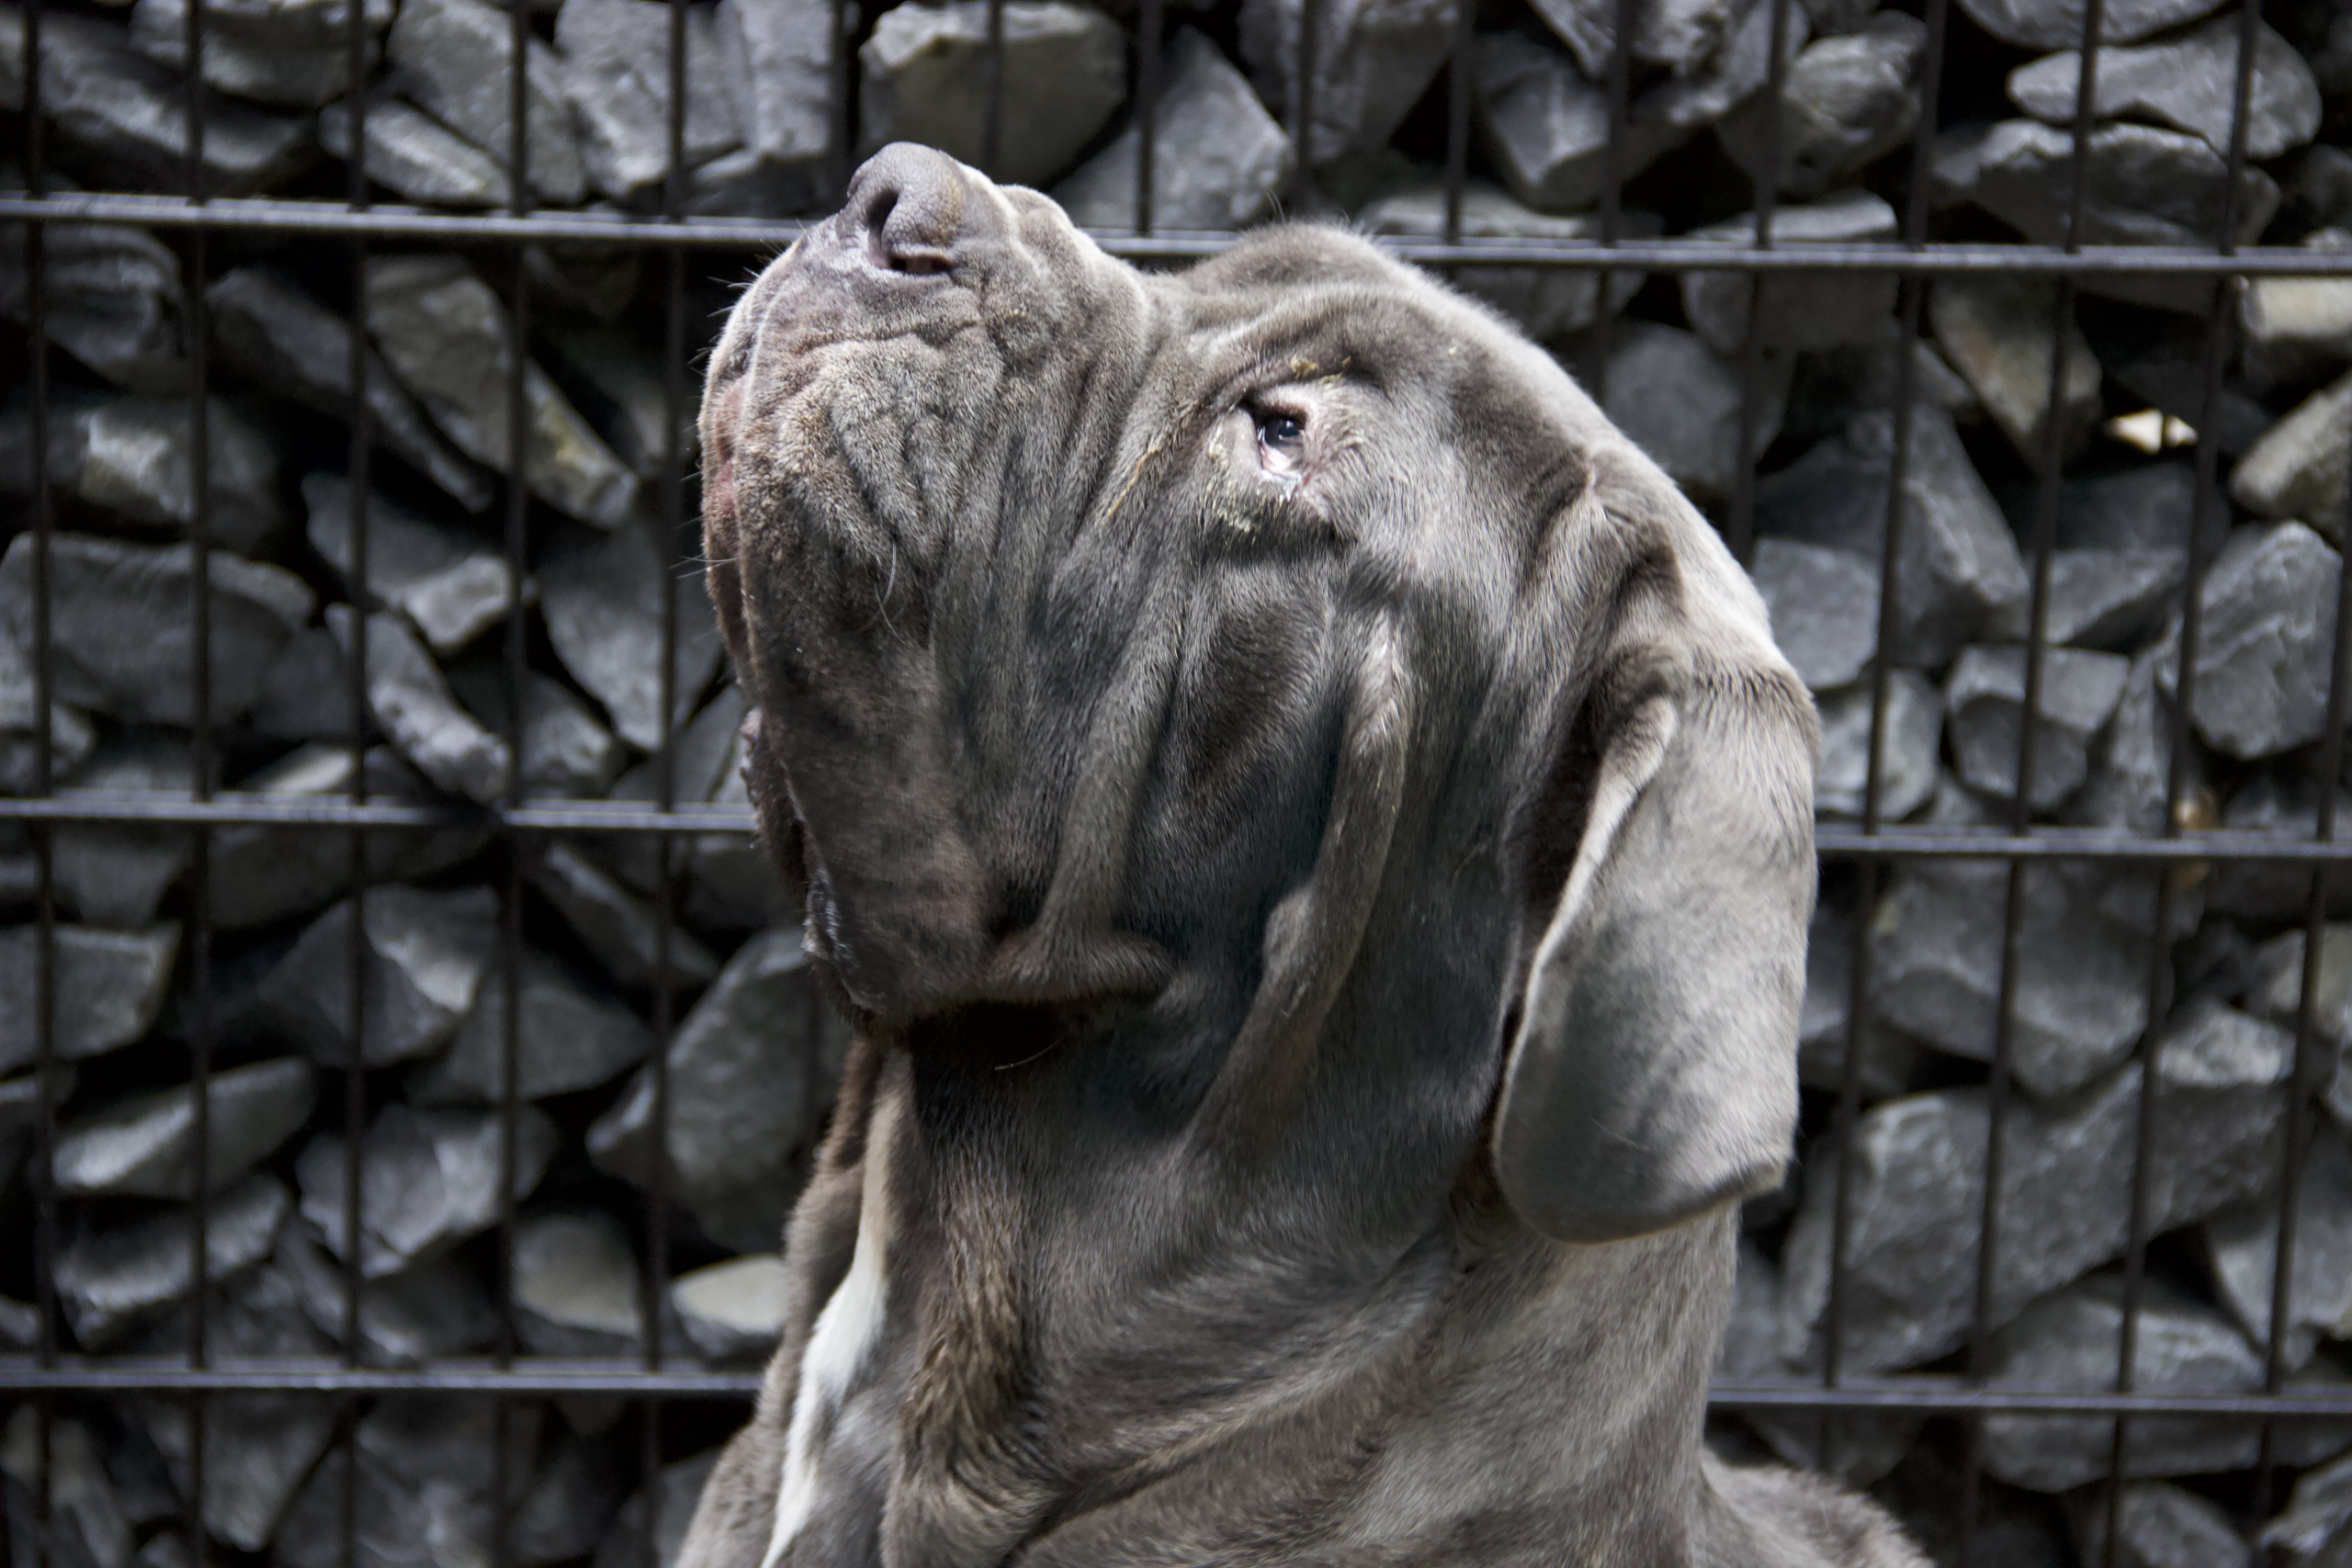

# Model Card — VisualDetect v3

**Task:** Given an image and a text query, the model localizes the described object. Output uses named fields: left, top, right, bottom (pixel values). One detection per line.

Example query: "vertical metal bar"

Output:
left=1441, top=0, right=1474, bottom=245
left=981, top=0, right=1006, bottom=176
left=1285, top=0, right=1318, bottom=210
left=829, top=0, right=854, bottom=203
left=1724, top=0, right=1794, bottom=569
left=1135, top=0, right=1162, bottom=235
left=1579, top=0, right=1641, bottom=402
left=667, top=0, right=688, bottom=220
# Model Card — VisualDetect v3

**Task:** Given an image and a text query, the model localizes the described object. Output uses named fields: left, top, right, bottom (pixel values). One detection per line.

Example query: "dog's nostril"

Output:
left=849, top=146, right=964, bottom=276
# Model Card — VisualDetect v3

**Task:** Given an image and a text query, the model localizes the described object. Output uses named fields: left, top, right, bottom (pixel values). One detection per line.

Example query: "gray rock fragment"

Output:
left=2154, top=521, right=2342, bottom=761
left=0, top=623, right=97, bottom=795
left=514, top=1208, right=643, bottom=1357
left=1526, top=0, right=1748, bottom=77
left=0, top=1065, right=74, bottom=1189
left=2052, top=461, right=2217, bottom=553
left=2239, top=230, right=2352, bottom=400
left=296, top=1102, right=558, bottom=1276
left=209, top=265, right=492, bottom=513
left=1811, top=670, right=1941, bottom=821
left=1055, top=29, right=1293, bottom=231
left=1238, top=0, right=1450, bottom=169
left=1600, top=321, right=1788, bottom=502
left=590, top=927, right=851, bottom=1251
left=1717, top=13, right=1926, bottom=197
left=0, top=220, right=184, bottom=392
left=306, top=475, right=519, bottom=654
left=1945, top=644, right=2131, bottom=810
left=2067, top=648, right=2201, bottom=834
left=1720, top=1238, right=1921, bottom=1485
left=714, top=0, right=832, bottom=204
left=2069, top=1480, right=2247, bottom=1568
left=1757, top=405, right=2029, bottom=668
left=319, top=92, right=510, bottom=209
left=514, top=1432, right=628, bottom=1565
left=0, top=392, right=284, bottom=552
left=278, top=1219, right=500, bottom=1366
left=129, top=0, right=390, bottom=108
left=247, top=626, right=357, bottom=743
left=1984, top=547, right=2185, bottom=651
left=365, top=254, right=640, bottom=528
left=1983, top=1277, right=2350, bottom=1490
left=1, top=1409, right=134, bottom=1568
left=1471, top=32, right=1685, bottom=212
left=1361, top=184, right=1647, bottom=341
left=52, top=735, right=193, bottom=927
left=2203, top=774, right=2352, bottom=925
left=861, top=1, right=1125, bottom=186
left=328, top=604, right=514, bottom=803
left=35, top=14, right=316, bottom=195
left=540, top=517, right=724, bottom=750
left=56, top=1057, right=315, bottom=1200
left=672, top=1253, right=789, bottom=1362
left=2233, top=367, right=2352, bottom=537
left=1681, top=191, right=1898, bottom=356
left=538, top=317, right=695, bottom=480
left=406, top=949, right=651, bottom=1104
left=387, top=0, right=587, bottom=205
left=2008, top=15, right=2318, bottom=162
left=1752, top=538, right=1880, bottom=692
left=1796, top=897, right=1922, bottom=1097
left=1783, top=329, right=1980, bottom=443
left=447, top=662, right=626, bottom=799
left=1955, top=0, right=2226, bottom=51
left=2245, top=928, right=2352, bottom=1125
left=2267, top=1444, right=2352, bottom=1564
left=558, top=0, right=739, bottom=203
left=0, top=532, right=315, bottom=728
left=1780, top=998, right=2290, bottom=1372
left=257, top=883, right=500, bottom=1067
left=274, top=1398, right=538, bottom=1568
left=1929, top=276, right=2100, bottom=469
left=0, top=923, right=181, bottom=1073
left=2205, top=1130, right=2352, bottom=1371
left=526, top=840, right=718, bottom=991
left=53, top=1171, right=290, bottom=1348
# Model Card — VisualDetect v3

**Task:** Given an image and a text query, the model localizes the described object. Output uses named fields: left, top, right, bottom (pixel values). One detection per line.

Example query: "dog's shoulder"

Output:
left=1692, top=1454, right=1931, bottom=1568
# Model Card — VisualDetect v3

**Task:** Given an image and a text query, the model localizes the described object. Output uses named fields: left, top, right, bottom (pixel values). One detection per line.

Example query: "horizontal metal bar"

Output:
left=0, top=794, right=758, bottom=834
left=11, top=193, right=2352, bottom=277
left=1707, top=1379, right=2352, bottom=1418
left=1815, top=828, right=2352, bottom=865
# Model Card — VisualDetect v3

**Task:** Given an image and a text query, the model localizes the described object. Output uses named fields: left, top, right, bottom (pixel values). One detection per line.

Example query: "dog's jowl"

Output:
left=686, top=142, right=1925, bottom=1568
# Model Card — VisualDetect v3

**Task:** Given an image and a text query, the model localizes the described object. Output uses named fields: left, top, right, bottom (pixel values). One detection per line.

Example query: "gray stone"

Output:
left=132, top=1258, right=337, bottom=1551
left=526, top=840, right=718, bottom=991
left=1956, top=0, right=2227, bottom=51
left=274, top=1397, right=537, bottom=1568
left=319, top=92, right=510, bottom=209
left=2203, top=774, right=2352, bottom=925
left=860, top=1, right=1125, bottom=186
left=0, top=532, right=316, bottom=728
left=1720, top=1239, right=1921, bottom=1486
left=297, top=1101, right=558, bottom=1276
left=1368, top=185, right=1648, bottom=341
left=590, top=927, right=849, bottom=1251
left=1798, top=897, right=1925, bottom=1099
left=1, top=1410, right=133, bottom=1568
left=1751, top=538, right=1879, bottom=692
left=672, top=1252, right=789, bottom=1362
left=1782, top=330, right=1980, bottom=445
left=34, top=14, right=316, bottom=196
left=278, top=1219, right=500, bottom=1366
left=2238, top=231, right=2352, bottom=400
left=1812, top=670, right=1942, bottom=821
left=55, top=1056, right=315, bottom=1200
left=2267, top=1444, right=2352, bottom=1563
left=1055, top=29, right=1293, bottom=231
left=52, top=735, right=194, bottom=927
left=129, top=0, right=390, bottom=107
left=558, top=0, right=739, bottom=203
left=1984, top=547, right=2186, bottom=651
left=210, top=744, right=491, bottom=931
left=514, top=1432, right=628, bottom=1566
left=594, top=1450, right=720, bottom=1568
left=0, top=220, right=184, bottom=393
left=306, top=475, right=520, bottom=655
left=605, top=684, right=752, bottom=894
left=1780, top=998, right=2290, bottom=1373
left=523, top=243, right=646, bottom=322
left=447, top=663, right=626, bottom=799
left=538, top=317, right=694, bottom=481
left=2053, top=461, right=2222, bottom=554
left=365, top=254, right=639, bottom=528
left=1757, top=405, right=2030, bottom=668
left=1937, top=119, right=2278, bottom=311
left=0, top=923, right=181, bottom=1073
left=514, top=1208, right=643, bottom=1357
left=1600, top=321, right=1788, bottom=503
left=1526, top=0, right=1748, bottom=77
left=540, top=516, right=724, bottom=750
left=1982, top=1277, right=2351, bottom=1491
left=387, top=0, right=587, bottom=206
left=2205, top=1130, right=2352, bottom=1371
left=1238, top=0, right=1449, bottom=169
left=406, top=949, right=652, bottom=1103
left=248, top=626, right=358, bottom=742
left=209, top=265, right=492, bottom=514
left=1929, top=276, right=2100, bottom=470
left=0, top=614, right=98, bottom=795
left=0, top=1292, right=38, bottom=1348
left=257, top=884, right=500, bottom=1067
left=2070, top=1480, right=2248, bottom=1568
left=1945, top=644, right=2131, bottom=811
left=0, top=392, right=284, bottom=552
left=1681, top=191, right=1899, bottom=356
left=2083, top=300, right=2274, bottom=453
left=1471, top=32, right=1685, bottom=212
left=329, top=605, right=514, bottom=804
left=714, top=0, right=831, bottom=190
left=0, top=1065, right=74, bottom=1190
left=2154, top=521, right=2343, bottom=761
left=1716, top=13, right=1927, bottom=198
left=53, top=1170, right=290, bottom=1348
left=684, top=143, right=827, bottom=218
left=2233, top=369, right=2352, bottom=537
left=2068, top=648, right=2203, bottom=834
left=2246, top=929, right=2352, bottom=1125
left=2008, top=15, right=2319, bottom=162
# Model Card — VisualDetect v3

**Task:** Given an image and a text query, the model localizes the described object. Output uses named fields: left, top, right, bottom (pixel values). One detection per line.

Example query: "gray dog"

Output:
left=684, top=142, right=1925, bottom=1568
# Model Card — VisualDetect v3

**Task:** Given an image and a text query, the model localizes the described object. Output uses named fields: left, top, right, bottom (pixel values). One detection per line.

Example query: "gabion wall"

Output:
left=1, top=0, right=2350, bottom=1562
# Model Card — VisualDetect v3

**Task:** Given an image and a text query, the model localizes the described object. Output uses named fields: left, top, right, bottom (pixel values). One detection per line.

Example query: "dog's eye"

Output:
left=1255, top=410, right=1306, bottom=476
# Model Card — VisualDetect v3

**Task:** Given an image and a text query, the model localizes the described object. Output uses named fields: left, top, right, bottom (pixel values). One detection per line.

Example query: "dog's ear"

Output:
left=1491, top=469, right=1818, bottom=1246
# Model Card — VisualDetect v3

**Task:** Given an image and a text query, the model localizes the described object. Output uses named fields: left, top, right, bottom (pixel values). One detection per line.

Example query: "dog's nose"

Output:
left=847, top=143, right=968, bottom=276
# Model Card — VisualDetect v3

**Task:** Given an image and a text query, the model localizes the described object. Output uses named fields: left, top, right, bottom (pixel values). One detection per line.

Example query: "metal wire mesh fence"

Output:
left=3, top=0, right=2352, bottom=1562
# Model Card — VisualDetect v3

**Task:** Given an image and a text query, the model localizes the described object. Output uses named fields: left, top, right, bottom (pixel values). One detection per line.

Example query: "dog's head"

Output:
left=702, top=144, right=1818, bottom=1244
